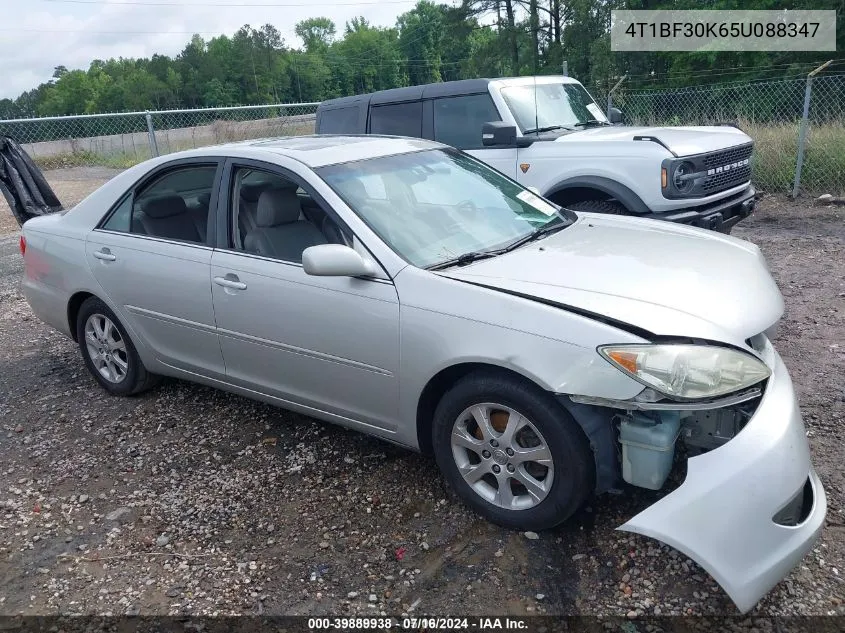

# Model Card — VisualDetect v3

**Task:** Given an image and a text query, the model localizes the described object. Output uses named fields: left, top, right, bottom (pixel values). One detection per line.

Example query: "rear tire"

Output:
left=565, top=199, right=627, bottom=215
left=75, top=297, right=160, bottom=396
left=432, top=370, right=594, bottom=530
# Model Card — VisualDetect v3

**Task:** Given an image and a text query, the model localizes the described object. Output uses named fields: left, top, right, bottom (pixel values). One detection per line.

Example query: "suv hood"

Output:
left=438, top=214, right=782, bottom=347
left=555, top=125, right=752, bottom=157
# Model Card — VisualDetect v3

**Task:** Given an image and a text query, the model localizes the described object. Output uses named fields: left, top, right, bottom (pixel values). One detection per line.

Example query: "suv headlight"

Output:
left=598, top=344, right=770, bottom=401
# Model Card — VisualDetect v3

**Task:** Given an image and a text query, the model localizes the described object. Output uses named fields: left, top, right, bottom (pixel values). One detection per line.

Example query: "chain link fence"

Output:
left=0, top=103, right=318, bottom=170
left=604, top=74, right=845, bottom=196
left=2, top=76, right=844, bottom=196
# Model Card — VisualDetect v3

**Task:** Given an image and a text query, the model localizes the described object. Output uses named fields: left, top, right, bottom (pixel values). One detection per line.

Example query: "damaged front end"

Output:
left=565, top=335, right=826, bottom=613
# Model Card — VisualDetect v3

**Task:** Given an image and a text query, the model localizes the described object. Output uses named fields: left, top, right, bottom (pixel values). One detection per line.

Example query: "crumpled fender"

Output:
left=618, top=349, right=826, bottom=613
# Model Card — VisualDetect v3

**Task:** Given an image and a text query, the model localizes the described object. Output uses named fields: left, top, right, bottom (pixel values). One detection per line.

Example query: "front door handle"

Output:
left=213, top=275, right=247, bottom=291
left=93, top=248, right=116, bottom=261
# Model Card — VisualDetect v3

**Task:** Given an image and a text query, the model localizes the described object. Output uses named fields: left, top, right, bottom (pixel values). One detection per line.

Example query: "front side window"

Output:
left=229, top=166, right=348, bottom=263
left=501, top=82, right=608, bottom=133
left=369, top=102, right=423, bottom=137
left=433, top=94, right=501, bottom=149
left=318, top=149, right=571, bottom=269
left=103, top=164, right=217, bottom=244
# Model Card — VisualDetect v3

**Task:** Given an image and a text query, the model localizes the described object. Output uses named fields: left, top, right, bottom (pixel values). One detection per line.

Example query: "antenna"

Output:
left=533, top=74, right=539, bottom=136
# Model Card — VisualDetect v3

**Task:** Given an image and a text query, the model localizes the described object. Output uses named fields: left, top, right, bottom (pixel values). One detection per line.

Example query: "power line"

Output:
left=617, top=60, right=845, bottom=85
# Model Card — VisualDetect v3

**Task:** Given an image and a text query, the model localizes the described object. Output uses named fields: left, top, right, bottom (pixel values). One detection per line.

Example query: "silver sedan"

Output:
left=19, top=135, right=825, bottom=613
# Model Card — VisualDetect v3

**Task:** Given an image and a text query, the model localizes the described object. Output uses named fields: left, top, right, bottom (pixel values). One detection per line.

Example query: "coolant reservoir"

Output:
left=619, top=412, right=681, bottom=490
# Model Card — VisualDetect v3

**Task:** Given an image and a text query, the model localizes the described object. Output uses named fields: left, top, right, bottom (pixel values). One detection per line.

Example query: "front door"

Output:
left=86, top=160, right=226, bottom=378
left=432, top=93, right=518, bottom=179
left=209, top=160, right=400, bottom=431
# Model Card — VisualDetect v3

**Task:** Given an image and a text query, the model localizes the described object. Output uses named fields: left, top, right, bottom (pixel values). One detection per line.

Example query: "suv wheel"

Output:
left=432, top=370, right=594, bottom=530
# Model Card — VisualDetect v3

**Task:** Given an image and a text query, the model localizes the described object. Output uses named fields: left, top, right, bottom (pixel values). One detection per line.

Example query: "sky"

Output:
left=1, top=0, right=451, bottom=99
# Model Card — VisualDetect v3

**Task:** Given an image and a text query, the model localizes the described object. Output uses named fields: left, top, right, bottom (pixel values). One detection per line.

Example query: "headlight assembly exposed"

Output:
left=598, top=344, right=771, bottom=401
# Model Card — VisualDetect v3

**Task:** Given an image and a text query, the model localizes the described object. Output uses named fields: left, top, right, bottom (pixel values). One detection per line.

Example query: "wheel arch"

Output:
left=544, top=176, right=649, bottom=215
left=67, top=291, right=97, bottom=342
left=415, top=362, right=559, bottom=455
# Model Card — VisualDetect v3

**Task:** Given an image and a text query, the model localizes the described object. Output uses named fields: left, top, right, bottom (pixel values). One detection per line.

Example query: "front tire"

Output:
left=565, top=199, right=627, bottom=215
left=76, top=297, right=159, bottom=396
left=432, top=370, right=594, bottom=530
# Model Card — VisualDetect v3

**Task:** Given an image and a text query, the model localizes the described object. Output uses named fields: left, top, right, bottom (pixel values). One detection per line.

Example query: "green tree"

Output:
left=295, top=17, right=336, bottom=53
left=397, top=1, right=444, bottom=85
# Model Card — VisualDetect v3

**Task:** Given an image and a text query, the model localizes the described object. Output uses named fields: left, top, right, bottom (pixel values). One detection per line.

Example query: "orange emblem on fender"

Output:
left=520, top=163, right=530, bottom=174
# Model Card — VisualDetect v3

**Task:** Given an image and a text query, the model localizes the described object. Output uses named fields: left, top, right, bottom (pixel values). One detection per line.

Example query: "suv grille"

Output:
left=701, top=143, right=753, bottom=194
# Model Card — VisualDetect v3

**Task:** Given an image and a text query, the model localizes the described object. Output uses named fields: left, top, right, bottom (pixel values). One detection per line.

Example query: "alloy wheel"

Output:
left=450, top=403, right=554, bottom=510
left=84, top=313, right=129, bottom=384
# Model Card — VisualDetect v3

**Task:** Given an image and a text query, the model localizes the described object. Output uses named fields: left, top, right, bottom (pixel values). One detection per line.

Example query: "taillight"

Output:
left=19, top=235, right=26, bottom=257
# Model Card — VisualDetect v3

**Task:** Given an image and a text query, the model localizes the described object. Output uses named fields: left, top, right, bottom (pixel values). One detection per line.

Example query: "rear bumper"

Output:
left=619, top=346, right=826, bottom=613
left=646, top=185, right=756, bottom=232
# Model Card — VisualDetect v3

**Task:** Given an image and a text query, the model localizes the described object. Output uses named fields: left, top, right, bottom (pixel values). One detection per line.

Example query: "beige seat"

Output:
left=243, top=188, right=326, bottom=261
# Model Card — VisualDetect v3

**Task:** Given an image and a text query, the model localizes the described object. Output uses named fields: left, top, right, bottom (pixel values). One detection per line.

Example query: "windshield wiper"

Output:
left=501, top=216, right=571, bottom=253
left=427, top=250, right=500, bottom=271
left=573, top=120, right=611, bottom=128
left=523, top=124, right=572, bottom=135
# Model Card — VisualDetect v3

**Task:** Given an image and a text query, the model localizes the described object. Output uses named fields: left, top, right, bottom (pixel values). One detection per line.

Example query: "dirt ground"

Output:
left=0, top=170, right=843, bottom=618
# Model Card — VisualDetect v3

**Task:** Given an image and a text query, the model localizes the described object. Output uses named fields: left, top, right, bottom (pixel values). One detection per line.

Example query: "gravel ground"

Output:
left=0, top=170, right=843, bottom=618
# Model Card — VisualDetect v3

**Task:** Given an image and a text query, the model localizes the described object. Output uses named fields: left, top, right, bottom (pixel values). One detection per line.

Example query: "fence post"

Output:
left=792, top=60, right=832, bottom=198
left=607, top=75, right=627, bottom=118
left=145, top=112, right=159, bottom=157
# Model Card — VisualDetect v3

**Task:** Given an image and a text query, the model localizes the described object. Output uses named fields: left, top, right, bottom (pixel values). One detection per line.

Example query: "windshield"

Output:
left=317, top=149, right=569, bottom=269
left=501, top=82, right=607, bottom=133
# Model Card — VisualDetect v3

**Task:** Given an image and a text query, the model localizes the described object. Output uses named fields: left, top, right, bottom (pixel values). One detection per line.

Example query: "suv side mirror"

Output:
left=482, top=121, right=534, bottom=148
left=608, top=107, right=623, bottom=124
left=302, top=244, right=374, bottom=277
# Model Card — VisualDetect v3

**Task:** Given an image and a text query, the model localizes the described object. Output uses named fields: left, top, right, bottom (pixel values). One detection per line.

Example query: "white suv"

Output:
left=316, top=75, right=756, bottom=232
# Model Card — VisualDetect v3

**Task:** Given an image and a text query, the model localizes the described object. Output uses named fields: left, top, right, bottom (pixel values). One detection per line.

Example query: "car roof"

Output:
left=175, top=134, right=446, bottom=168
left=321, top=79, right=493, bottom=109
left=319, top=75, right=581, bottom=109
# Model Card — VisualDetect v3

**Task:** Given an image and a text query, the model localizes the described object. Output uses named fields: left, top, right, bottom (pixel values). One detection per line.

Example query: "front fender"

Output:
left=544, top=176, right=650, bottom=215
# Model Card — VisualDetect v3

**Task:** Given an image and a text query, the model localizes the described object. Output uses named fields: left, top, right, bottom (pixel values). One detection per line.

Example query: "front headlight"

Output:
left=598, top=344, right=771, bottom=401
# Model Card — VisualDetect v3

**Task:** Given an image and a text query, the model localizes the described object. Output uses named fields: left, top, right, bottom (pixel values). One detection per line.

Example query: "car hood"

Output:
left=437, top=214, right=783, bottom=347
left=556, top=125, right=752, bottom=157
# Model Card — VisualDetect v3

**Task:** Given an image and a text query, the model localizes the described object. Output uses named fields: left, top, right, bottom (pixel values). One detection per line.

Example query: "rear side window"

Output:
left=433, top=94, right=501, bottom=150
left=369, top=102, right=423, bottom=137
left=319, top=106, right=360, bottom=133
left=101, top=164, right=217, bottom=245
left=102, top=194, right=132, bottom=232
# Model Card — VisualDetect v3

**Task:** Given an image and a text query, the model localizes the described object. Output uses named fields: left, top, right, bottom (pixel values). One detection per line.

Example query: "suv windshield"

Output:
left=501, top=82, right=608, bottom=133
left=317, top=149, right=573, bottom=269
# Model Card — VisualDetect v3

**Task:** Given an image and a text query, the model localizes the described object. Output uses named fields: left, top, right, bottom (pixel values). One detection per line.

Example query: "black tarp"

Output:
left=0, top=136, right=63, bottom=227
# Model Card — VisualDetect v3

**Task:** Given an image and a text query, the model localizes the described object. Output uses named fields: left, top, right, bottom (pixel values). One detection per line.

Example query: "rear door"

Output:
left=85, top=159, right=226, bottom=379
left=432, top=93, right=517, bottom=179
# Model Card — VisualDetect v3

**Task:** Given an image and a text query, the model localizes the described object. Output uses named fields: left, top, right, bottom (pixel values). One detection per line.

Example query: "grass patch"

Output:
left=34, top=149, right=146, bottom=171
left=742, top=119, right=845, bottom=196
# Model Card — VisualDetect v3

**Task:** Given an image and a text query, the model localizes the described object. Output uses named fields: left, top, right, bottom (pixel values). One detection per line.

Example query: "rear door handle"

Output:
left=213, top=276, right=247, bottom=291
left=93, top=249, right=116, bottom=261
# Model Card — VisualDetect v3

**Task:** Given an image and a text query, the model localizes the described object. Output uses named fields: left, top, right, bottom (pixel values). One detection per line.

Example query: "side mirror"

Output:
left=608, top=107, right=623, bottom=124
left=482, top=121, right=534, bottom=148
left=302, top=244, right=375, bottom=277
